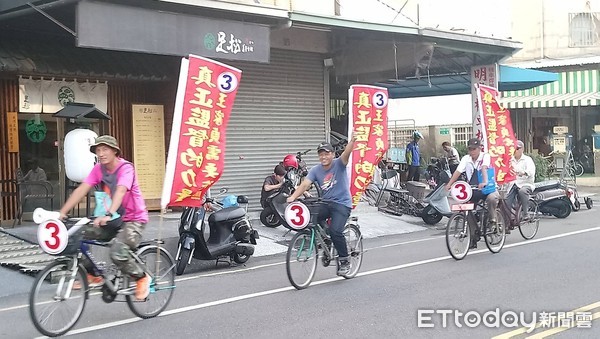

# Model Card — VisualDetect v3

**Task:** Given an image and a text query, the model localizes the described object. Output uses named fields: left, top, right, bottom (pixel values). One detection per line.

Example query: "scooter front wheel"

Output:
left=175, top=248, right=191, bottom=276
left=421, top=205, right=443, bottom=225
left=260, top=207, right=281, bottom=228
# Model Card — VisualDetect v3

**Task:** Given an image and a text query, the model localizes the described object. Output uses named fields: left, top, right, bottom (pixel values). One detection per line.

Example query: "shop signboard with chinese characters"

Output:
left=132, top=104, right=165, bottom=209
left=471, top=64, right=498, bottom=148
left=6, top=112, right=19, bottom=153
left=77, top=1, right=269, bottom=63
left=475, top=84, right=517, bottom=184
left=347, top=85, right=389, bottom=208
left=161, top=55, right=242, bottom=209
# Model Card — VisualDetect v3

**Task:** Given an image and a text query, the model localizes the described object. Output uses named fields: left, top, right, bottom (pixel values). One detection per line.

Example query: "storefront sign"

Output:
left=18, top=78, right=108, bottom=114
left=77, top=1, right=270, bottom=63
left=132, top=104, right=166, bottom=204
left=553, top=126, right=568, bottom=134
left=25, top=118, right=47, bottom=143
left=476, top=84, right=517, bottom=184
left=471, top=64, right=499, bottom=149
left=6, top=112, right=19, bottom=153
left=161, top=55, right=242, bottom=208
left=348, top=85, right=389, bottom=208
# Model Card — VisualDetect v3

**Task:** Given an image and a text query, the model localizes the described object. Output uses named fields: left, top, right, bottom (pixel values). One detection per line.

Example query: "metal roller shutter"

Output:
left=215, top=49, right=326, bottom=211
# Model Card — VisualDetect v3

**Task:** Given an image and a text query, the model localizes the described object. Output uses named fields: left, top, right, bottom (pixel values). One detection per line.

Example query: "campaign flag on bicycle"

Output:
left=347, top=85, right=389, bottom=208
left=161, top=55, right=242, bottom=208
left=476, top=84, right=517, bottom=184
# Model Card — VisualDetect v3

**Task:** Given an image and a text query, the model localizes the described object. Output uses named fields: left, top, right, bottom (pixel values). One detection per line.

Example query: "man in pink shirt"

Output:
left=59, top=135, right=150, bottom=300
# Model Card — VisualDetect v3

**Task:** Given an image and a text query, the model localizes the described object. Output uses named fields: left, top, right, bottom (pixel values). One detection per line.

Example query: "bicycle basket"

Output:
left=59, top=227, right=83, bottom=256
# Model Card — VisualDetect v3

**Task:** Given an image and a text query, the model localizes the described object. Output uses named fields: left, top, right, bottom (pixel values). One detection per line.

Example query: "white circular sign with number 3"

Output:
left=284, top=201, right=310, bottom=230
left=37, top=220, right=68, bottom=255
left=451, top=181, right=473, bottom=203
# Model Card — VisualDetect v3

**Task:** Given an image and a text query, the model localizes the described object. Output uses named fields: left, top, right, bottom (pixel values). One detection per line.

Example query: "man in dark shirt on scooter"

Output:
left=287, top=133, right=357, bottom=276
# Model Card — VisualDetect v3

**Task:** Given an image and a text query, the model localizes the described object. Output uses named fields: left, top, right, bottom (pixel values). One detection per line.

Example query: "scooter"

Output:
left=533, top=181, right=572, bottom=219
left=420, top=158, right=453, bottom=225
left=175, top=188, right=259, bottom=275
left=261, top=171, right=301, bottom=231
left=260, top=171, right=295, bottom=227
left=260, top=149, right=321, bottom=227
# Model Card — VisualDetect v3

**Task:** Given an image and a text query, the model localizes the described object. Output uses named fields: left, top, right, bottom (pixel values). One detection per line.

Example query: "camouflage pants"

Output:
left=82, top=221, right=146, bottom=279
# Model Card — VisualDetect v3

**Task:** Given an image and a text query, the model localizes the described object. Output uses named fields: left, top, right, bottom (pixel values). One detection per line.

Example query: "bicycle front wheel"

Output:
left=342, top=224, right=363, bottom=279
left=29, top=259, right=87, bottom=337
left=127, top=246, right=176, bottom=318
left=286, top=230, right=318, bottom=290
left=518, top=200, right=540, bottom=240
left=485, top=209, right=506, bottom=253
left=445, top=213, right=470, bottom=260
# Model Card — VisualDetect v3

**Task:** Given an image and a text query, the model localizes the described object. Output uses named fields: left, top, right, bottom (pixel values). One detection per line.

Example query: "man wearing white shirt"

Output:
left=510, top=140, right=536, bottom=221
left=445, top=138, right=500, bottom=248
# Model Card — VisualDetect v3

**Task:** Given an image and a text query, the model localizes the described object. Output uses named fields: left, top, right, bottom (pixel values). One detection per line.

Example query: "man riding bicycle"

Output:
left=445, top=138, right=500, bottom=249
left=287, top=133, right=357, bottom=276
left=58, top=135, right=150, bottom=300
left=509, top=140, right=536, bottom=225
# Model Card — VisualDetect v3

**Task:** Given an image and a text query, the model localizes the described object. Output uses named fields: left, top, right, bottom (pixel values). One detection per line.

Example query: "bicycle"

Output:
left=498, top=184, right=540, bottom=240
left=445, top=185, right=506, bottom=260
left=285, top=199, right=363, bottom=290
left=29, top=210, right=176, bottom=337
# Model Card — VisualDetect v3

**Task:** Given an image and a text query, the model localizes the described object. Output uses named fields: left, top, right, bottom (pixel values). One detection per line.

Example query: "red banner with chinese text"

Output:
left=476, top=84, right=517, bottom=184
left=161, top=55, right=242, bottom=208
left=348, top=85, right=389, bottom=208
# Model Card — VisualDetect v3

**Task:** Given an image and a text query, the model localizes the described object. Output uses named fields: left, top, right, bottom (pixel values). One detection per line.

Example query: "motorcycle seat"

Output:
left=533, top=180, right=562, bottom=193
left=209, top=207, right=246, bottom=222
left=386, top=187, right=409, bottom=195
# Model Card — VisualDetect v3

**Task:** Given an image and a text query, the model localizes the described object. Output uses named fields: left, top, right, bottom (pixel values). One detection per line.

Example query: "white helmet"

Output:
left=413, top=131, right=424, bottom=140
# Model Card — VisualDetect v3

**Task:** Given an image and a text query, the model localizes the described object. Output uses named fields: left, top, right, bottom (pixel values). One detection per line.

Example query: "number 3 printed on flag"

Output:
left=284, top=202, right=310, bottom=230
left=217, top=71, right=239, bottom=94
left=450, top=181, right=472, bottom=203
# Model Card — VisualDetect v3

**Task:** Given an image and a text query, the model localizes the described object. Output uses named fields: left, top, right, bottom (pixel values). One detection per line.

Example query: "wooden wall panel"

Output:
left=0, top=78, right=20, bottom=222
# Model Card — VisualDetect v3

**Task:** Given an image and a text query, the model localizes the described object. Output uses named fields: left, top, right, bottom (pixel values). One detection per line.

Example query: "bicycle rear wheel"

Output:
left=286, top=230, right=318, bottom=289
left=445, top=213, right=470, bottom=260
left=518, top=200, right=540, bottom=240
left=574, top=163, right=584, bottom=177
left=29, top=259, right=87, bottom=337
left=127, top=246, right=175, bottom=318
left=485, top=209, right=506, bottom=253
left=342, top=224, right=363, bottom=279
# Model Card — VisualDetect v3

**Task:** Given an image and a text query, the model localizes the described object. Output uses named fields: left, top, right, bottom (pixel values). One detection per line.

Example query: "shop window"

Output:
left=451, top=126, right=473, bottom=146
left=569, top=12, right=600, bottom=47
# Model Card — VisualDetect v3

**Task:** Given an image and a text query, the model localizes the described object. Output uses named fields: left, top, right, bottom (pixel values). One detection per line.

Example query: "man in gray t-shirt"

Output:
left=287, top=134, right=356, bottom=276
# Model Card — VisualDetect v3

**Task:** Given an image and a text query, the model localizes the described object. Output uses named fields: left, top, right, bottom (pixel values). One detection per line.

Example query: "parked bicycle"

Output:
left=445, top=182, right=506, bottom=260
left=497, top=184, right=540, bottom=240
left=285, top=199, right=363, bottom=290
left=29, top=208, right=175, bottom=337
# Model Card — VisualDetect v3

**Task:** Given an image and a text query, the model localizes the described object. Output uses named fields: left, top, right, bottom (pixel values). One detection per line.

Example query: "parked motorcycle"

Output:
left=260, top=149, right=321, bottom=227
left=420, top=157, right=453, bottom=225
left=533, top=181, right=572, bottom=219
left=175, top=188, right=259, bottom=275
left=260, top=170, right=296, bottom=227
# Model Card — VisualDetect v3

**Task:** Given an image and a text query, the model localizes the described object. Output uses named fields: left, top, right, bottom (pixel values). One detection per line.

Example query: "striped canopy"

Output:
left=501, top=70, right=600, bottom=109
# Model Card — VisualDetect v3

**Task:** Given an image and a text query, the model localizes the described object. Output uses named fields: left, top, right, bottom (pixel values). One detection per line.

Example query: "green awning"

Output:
left=501, top=70, right=600, bottom=108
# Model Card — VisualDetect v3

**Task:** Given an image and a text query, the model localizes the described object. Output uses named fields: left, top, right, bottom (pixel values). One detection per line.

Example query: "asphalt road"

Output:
left=2, top=205, right=600, bottom=339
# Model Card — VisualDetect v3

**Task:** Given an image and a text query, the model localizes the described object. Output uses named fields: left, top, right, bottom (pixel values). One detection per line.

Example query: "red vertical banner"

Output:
left=161, top=55, right=242, bottom=208
left=347, top=85, right=389, bottom=208
left=476, top=84, right=517, bottom=184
